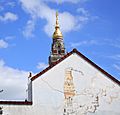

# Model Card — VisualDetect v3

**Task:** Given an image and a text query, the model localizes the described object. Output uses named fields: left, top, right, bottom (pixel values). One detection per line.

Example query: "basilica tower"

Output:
left=49, top=12, right=66, bottom=65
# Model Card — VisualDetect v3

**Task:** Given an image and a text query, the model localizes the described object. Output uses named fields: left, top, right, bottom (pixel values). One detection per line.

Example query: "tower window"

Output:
left=58, top=50, right=61, bottom=54
left=61, top=50, right=65, bottom=53
left=58, top=45, right=61, bottom=54
left=53, top=50, right=57, bottom=54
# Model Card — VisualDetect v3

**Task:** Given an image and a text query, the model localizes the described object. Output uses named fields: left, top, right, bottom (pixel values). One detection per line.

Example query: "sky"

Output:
left=0, top=0, right=120, bottom=100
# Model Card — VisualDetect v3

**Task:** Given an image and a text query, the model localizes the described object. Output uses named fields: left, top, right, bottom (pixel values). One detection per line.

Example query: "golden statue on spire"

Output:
left=53, top=11, right=63, bottom=39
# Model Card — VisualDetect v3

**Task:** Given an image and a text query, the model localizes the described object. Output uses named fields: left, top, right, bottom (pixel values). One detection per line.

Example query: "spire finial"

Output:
left=53, top=11, right=63, bottom=39
left=56, top=11, right=59, bottom=27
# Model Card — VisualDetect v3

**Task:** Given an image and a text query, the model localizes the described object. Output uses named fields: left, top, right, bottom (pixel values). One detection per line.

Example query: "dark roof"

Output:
left=0, top=101, right=32, bottom=105
left=31, top=48, right=120, bottom=86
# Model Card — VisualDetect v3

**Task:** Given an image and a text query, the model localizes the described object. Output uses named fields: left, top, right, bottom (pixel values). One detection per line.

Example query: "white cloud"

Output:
left=110, top=42, right=120, bottom=48
left=6, top=1, right=15, bottom=8
left=0, top=6, right=4, bottom=11
left=5, top=36, right=15, bottom=40
left=44, top=0, right=88, bottom=4
left=70, top=40, right=98, bottom=48
left=103, top=39, right=120, bottom=49
left=23, top=20, right=35, bottom=38
left=107, top=55, right=120, bottom=61
left=77, top=8, right=89, bottom=16
left=44, top=11, right=78, bottom=37
left=20, top=0, right=90, bottom=38
left=0, top=39, right=8, bottom=48
left=113, top=64, right=120, bottom=71
left=37, top=62, right=48, bottom=70
left=0, top=12, right=18, bottom=22
left=0, top=59, right=29, bottom=100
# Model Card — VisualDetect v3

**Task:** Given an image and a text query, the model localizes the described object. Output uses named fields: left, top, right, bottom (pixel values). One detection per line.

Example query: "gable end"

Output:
left=31, top=49, right=120, bottom=86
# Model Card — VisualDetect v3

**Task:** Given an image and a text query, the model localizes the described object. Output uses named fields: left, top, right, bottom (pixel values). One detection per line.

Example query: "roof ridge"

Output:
left=31, top=49, right=120, bottom=86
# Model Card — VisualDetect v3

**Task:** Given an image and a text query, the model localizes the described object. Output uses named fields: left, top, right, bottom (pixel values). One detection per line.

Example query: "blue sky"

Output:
left=0, top=0, right=120, bottom=100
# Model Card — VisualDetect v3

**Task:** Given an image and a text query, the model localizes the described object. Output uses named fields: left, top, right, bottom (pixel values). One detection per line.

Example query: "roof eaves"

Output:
left=0, top=101, right=32, bottom=105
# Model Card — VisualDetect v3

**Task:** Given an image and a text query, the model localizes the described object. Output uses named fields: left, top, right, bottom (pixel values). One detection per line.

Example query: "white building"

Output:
left=0, top=12, right=120, bottom=115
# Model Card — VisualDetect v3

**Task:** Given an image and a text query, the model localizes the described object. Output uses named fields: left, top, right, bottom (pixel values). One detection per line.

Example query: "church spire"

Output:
left=49, top=11, right=66, bottom=65
left=53, top=11, right=63, bottom=39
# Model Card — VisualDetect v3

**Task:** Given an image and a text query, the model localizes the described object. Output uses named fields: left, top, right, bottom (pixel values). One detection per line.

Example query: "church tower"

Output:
left=49, top=12, right=66, bottom=65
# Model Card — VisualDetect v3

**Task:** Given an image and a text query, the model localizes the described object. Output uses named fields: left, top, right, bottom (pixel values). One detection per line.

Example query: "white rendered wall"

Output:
left=1, top=53, right=120, bottom=115
left=33, top=53, right=120, bottom=115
